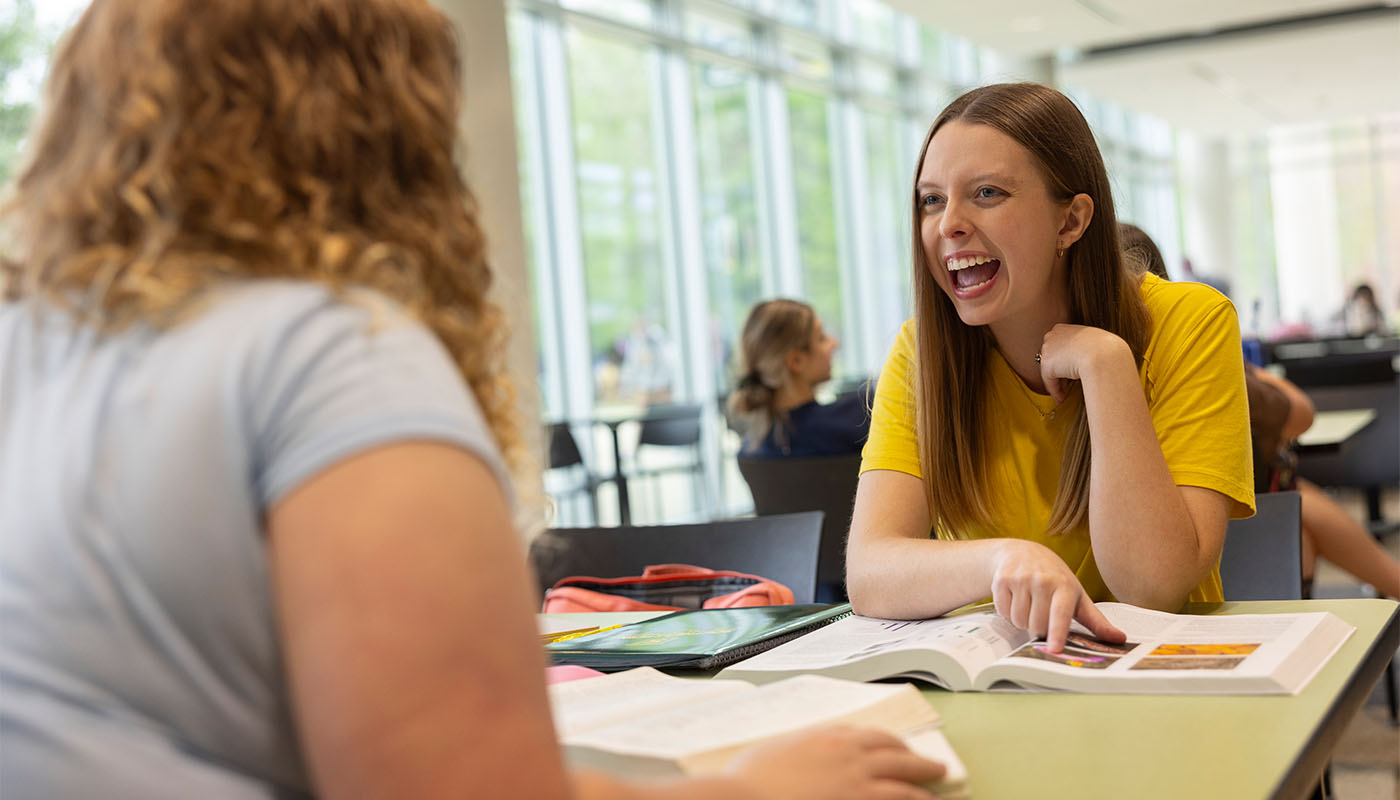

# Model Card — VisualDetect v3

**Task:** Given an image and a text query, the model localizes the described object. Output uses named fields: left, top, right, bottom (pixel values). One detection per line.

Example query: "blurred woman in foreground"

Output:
left=0, top=1, right=942, bottom=797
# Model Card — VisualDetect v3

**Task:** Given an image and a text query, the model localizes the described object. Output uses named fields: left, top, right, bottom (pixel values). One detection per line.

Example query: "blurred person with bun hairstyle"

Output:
left=0, top=2, right=945, bottom=798
left=728, top=298, right=869, bottom=458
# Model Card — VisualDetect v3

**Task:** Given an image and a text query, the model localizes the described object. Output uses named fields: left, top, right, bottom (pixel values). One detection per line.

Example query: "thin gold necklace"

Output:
left=1010, top=375, right=1057, bottom=421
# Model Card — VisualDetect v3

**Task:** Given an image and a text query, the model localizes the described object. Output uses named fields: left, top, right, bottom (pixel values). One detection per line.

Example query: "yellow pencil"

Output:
left=545, top=624, right=624, bottom=644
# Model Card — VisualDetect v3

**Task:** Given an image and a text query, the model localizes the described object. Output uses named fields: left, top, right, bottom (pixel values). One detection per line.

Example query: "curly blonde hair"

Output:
left=1, top=0, right=518, bottom=462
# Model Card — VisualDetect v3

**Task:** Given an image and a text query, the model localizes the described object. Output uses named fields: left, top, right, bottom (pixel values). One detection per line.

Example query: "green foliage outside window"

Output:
left=0, top=0, right=45, bottom=186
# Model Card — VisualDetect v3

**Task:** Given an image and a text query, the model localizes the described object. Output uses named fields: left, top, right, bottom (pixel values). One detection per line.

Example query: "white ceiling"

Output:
left=884, top=0, right=1400, bottom=138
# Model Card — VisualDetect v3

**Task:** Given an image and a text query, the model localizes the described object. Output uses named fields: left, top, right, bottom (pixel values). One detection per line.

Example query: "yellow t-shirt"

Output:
left=861, top=274, right=1255, bottom=604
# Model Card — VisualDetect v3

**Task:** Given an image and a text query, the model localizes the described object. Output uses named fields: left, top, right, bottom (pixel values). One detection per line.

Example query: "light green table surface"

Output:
left=545, top=598, right=1399, bottom=800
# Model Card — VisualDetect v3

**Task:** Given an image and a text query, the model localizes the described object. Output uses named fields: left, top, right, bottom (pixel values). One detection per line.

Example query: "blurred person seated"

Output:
left=1120, top=225, right=1399, bottom=600
left=0, top=2, right=945, bottom=798
left=1342, top=282, right=1390, bottom=337
left=1248, top=368, right=1400, bottom=600
left=728, top=299, right=869, bottom=458
left=1119, top=223, right=1169, bottom=280
left=618, top=315, right=677, bottom=406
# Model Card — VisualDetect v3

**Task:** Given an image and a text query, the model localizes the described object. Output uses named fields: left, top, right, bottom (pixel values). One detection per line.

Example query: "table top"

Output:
left=544, top=598, right=1400, bottom=800
left=1296, top=408, right=1377, bottom=449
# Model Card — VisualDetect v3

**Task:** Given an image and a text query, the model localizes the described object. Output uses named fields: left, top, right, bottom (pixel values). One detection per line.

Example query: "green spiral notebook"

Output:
left=546, top=603, right=852, bottom=671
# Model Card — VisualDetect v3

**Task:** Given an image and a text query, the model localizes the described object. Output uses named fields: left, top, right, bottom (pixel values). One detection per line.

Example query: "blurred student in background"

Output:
left=728, top=298, right=869, bottom=458
left=1342, top=283, right=1389, bottom=337
left=1250, top=368, right=1400, bottom=599
left=1120, top=226, right=1400, bottom=601
left=846, top=84, right=1255, bottom=652
left=1119, top=222, right=1168, bottom=281
left=0, top=1, right=944, bottom=798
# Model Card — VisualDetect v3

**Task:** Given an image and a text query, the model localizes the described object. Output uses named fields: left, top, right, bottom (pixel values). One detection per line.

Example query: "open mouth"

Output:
left=947, top=255, right=1001, bottom=291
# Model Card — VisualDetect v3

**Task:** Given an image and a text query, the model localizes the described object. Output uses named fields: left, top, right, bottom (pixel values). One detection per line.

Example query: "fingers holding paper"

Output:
left=990, top=539, right=1126, bottom=652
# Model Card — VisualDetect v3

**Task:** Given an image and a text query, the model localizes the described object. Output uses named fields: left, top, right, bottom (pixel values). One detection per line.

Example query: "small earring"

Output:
left=1056, top=241, right=1066, bottom=259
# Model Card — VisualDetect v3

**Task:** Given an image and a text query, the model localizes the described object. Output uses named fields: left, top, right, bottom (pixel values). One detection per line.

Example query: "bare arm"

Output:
left=845, top=469, right=997, bottom=619
left=1248, top=365, right=1315, bottom=439
left=845, top=469, right=1123, bottom=651
left=270, top=443, right=572, bottom=800
left=1042, top=326, right=1228, bottom=611
left=271, top=443, right=944, bottom=800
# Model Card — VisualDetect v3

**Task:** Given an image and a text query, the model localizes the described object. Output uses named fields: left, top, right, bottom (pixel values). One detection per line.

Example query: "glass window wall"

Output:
left=565, top=30, right=676, bottom=408
left=692, top=61, right=765, bottom=387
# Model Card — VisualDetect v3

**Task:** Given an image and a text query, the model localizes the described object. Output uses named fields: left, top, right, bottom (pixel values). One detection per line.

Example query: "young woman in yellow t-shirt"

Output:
left=846, top=83, right=1255, bottom=652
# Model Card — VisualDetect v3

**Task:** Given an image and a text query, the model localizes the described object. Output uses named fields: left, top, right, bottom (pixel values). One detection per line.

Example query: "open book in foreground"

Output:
left=717, top=603, right=1354, bottom=695
left=549, top=666, right=968, bottom=797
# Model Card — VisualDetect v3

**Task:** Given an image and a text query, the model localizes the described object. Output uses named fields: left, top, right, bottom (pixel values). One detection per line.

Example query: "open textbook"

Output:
left=716, top=603, right=1354, bottom=695
left=549, top=667, right=968, bottom=797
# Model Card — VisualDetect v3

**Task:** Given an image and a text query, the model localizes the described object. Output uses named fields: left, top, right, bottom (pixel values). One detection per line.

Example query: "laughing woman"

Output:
left=845, top=83, right=1254, bottom=651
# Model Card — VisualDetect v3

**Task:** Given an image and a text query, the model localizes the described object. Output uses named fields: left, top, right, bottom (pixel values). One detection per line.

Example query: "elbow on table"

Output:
left=844, top=569, right=886, bottom=618
left=844, top=563, right=915, bottom=619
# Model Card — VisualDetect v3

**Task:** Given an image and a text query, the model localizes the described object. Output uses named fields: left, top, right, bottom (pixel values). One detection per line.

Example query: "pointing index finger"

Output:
left=1073, top=595, right=1126, bottom=644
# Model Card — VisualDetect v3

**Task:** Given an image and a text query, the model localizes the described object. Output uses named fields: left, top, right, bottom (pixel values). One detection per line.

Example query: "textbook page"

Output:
left=718, top=610, right=1031, bottom=689
left=564, top=674, right=939, bottom=772
left=973, top=604, right=1355, bottom=694
left=549, top=667, right=751, bottom=738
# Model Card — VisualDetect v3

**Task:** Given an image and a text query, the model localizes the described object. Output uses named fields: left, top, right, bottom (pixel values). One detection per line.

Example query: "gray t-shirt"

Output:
left=0, top=281, right=508, bottom=799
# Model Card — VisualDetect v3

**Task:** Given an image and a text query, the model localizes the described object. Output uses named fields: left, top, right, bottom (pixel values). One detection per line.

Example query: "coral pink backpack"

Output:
left=540, top=564, right=795, bottom=614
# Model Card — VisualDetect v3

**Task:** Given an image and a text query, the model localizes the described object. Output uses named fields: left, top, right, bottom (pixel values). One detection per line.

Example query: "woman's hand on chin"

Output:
left=988, top=538, right=1125, bottom=652
left=1036, top=324, right=1133, bottom=404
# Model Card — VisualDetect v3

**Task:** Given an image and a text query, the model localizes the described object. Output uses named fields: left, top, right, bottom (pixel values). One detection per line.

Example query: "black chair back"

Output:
left=738, top=453, right=862, bottom=602
left=1219, top=491, right=1303, bottom=601
left=548, top=422, right=585, bottom=469
left=626, top=404, right=707, bottom=522
left=638, top=404, right=703, bottom=447
left=544, top=422, right=600, bottom=525
left=529, top=511, right=824, bottom=603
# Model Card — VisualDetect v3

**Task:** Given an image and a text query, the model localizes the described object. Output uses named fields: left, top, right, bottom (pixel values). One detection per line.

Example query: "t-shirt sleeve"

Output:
left=242, top=291, right=510, bottom=511
left=1145, top=291, right=1255, bottom=519
left=861, top=320, right=922, bottom=478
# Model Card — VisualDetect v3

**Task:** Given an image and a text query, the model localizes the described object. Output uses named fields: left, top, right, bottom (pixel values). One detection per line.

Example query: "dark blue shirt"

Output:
left=747, top=391, right=871, bottom=458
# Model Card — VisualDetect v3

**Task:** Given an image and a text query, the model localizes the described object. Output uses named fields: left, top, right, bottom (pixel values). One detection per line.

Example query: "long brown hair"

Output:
left=728, top=298, right=816, bottom=449
left=909, top=83, right=1151, bottom=537
left=1, top=0, right=518, bottom=462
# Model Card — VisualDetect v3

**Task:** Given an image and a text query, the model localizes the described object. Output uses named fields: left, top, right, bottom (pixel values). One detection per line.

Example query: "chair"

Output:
left=738, top=453, right=862, bottom=603
left=1219, top=491, right=1304, bottom=601
left=1295, top=375, right=1400, bottom=535
left=528, top=511, right=824, bottom=603
left=1218, top=492, right=1363, bottom=800
left=627, top=403, right=707, bottom=522
left=544, top=422, right=604, bottom=525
